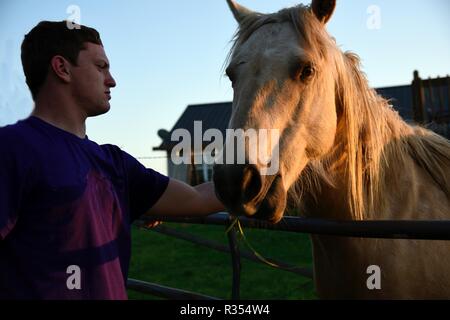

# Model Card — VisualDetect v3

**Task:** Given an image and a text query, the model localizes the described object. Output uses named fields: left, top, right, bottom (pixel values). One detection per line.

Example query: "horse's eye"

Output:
left=300, top=65, right=314, bottom=81
left=291, top=62, right=315, bottom=82
left=226, top=66, right=236, bottom=83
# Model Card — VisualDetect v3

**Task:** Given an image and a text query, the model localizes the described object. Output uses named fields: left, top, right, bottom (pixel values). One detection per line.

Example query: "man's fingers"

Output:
left=145, top=220, right=162, bottom=228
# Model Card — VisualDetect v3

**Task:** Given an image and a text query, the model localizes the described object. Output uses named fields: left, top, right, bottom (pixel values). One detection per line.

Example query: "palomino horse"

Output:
left=213, top=0, right=450, bottom=299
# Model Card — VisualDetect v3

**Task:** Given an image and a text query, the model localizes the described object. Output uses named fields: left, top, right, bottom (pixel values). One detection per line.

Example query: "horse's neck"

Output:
left=301, top=177, right=352, bottom=220
left=304, top=106, right=449, bottom=221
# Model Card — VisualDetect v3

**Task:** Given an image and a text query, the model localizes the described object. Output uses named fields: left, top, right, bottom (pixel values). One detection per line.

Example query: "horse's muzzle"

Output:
left=213, top=164, right=287, bottom=224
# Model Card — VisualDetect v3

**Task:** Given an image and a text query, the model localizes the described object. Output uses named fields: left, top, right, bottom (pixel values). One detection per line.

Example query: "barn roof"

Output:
left=376, top=85, right=413, bottom=120
left=153, top=102, right=232, bottom=151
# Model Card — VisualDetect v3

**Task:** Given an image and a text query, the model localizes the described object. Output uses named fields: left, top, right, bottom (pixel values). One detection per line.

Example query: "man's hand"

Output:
left=146, top=180, right=225, bottom=217
left=143, top=220, right=162, bottom=228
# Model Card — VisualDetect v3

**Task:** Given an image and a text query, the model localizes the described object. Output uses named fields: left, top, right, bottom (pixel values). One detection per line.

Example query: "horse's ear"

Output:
left=226, top=0, right=254, bottom=23
left=311, top=0, right=336, bottom=24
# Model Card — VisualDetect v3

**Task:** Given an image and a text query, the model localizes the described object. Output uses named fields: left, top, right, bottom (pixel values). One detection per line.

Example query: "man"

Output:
left=0, top=21, right=225, bottom=299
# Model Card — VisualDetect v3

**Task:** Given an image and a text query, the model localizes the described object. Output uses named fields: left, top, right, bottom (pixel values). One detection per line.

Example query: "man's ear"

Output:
left=311, top=0, right=336, bottom=24
left=50, top=55, right=71, bottom=83
left=226, top=0, right=255, bottom=24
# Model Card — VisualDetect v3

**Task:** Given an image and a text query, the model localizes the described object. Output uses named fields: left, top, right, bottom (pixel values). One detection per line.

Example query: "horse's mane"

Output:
left=228, top=4, right=450, bottom=220
left=324, top=51, right=450, bottom=220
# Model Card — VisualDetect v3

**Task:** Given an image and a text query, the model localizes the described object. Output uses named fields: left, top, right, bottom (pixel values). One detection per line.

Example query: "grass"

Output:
left=128, top=222, right=317, bottom=300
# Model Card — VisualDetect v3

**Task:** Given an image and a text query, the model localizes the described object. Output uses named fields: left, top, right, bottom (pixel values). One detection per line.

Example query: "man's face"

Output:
left=70, top=42, right=116, bottom=117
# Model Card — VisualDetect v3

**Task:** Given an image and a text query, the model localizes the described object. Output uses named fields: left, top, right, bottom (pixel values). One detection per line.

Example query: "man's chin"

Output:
left=88, top=104, right=110, bottom=117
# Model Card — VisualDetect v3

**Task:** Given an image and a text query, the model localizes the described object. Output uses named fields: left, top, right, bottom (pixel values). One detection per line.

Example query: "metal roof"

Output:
left=153, top=102, right=232, bottom=151
left=376, top=85, right=413, bottom=120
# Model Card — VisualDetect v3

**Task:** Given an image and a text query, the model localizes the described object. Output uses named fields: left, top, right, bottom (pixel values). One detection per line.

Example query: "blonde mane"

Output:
left=322, top=51, right=450, bottom=220
left=228, top=4, right=450, bottom=220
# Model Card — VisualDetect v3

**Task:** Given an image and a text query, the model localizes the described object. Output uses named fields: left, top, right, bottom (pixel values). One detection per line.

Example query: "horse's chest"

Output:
left=311, top=235, right=394, bottom=299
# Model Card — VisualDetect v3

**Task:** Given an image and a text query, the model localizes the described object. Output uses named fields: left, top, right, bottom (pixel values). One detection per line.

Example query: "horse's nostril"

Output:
left=241, top=165, right=262, bottom=203
left=213, top=164, right=266, bottom=217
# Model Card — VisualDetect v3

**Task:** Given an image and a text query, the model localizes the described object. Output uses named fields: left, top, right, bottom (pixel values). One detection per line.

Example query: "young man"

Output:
left=0, top=21, right=225, bottom=299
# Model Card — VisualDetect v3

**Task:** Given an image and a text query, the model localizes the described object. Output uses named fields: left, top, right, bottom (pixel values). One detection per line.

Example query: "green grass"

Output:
left=128, top=222, right=317, bottom=300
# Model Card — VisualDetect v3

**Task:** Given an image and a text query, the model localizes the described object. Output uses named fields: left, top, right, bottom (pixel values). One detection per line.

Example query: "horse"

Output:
left=213, top=0, right=450, bottom=299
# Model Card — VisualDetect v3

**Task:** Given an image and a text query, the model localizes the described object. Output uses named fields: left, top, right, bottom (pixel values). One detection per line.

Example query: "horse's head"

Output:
left=214, top=0, right=340, bottom=223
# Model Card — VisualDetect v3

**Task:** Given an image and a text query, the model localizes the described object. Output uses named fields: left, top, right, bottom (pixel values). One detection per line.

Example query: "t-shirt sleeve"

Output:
left=121, top=150, right=170, bottom=222
left=0, top=129, right=30, bottom=240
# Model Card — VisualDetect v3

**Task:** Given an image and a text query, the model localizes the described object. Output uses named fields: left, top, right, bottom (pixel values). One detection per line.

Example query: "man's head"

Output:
left=21, top=21, right=116, bottom=116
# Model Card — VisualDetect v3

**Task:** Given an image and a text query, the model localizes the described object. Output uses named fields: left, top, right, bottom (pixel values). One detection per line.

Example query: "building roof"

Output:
left=154, top=85, right=419, bottom=151
left=154, top=102, right=232, bottom=151
left=376, top=85, right=413, bottom=120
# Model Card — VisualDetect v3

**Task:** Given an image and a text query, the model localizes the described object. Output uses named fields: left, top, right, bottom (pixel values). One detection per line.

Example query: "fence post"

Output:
left=226, top=217, right=241, bottom=300
left=412, top=70, right=426, bottom=123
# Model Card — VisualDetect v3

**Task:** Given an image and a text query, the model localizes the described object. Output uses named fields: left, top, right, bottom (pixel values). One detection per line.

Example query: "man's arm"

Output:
left=147, top=179, right=225, bottom=217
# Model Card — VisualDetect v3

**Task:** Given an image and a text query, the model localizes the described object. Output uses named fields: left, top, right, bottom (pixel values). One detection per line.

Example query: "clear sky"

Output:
left=0, top=0, right=449, bottom=175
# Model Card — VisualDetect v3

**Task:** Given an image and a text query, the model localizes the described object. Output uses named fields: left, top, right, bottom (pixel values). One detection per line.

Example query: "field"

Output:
left=128, top=222, right=317, bottom=300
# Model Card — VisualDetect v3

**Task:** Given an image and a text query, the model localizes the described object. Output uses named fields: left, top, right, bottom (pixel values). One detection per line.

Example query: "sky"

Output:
left=0, top=0, right=449, bottom=175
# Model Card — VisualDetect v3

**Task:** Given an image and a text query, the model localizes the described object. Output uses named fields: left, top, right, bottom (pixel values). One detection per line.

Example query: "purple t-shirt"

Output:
left=0, top=116, right=169, bottom=299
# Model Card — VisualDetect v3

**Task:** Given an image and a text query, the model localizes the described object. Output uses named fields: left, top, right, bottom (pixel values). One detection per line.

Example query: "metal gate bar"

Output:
left=141, top=212, right=450, bottom=240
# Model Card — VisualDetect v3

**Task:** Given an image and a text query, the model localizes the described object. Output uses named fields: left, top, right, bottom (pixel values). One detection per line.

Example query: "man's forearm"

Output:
left=149, top=179, right=226, bottom=217
left=193, top=182, right=226, bottom=215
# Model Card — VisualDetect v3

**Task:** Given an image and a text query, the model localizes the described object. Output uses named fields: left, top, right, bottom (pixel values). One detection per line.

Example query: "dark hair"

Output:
left=21, top=21, right=103, bottom=100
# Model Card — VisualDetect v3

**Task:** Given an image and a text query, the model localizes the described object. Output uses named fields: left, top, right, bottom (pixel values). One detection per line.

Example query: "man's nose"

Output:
left=106, top=73, right=116, bottom=88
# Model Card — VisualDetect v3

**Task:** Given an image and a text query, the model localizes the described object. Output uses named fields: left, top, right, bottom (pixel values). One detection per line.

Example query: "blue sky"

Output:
left=0, top=0, right=449, bottom=174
